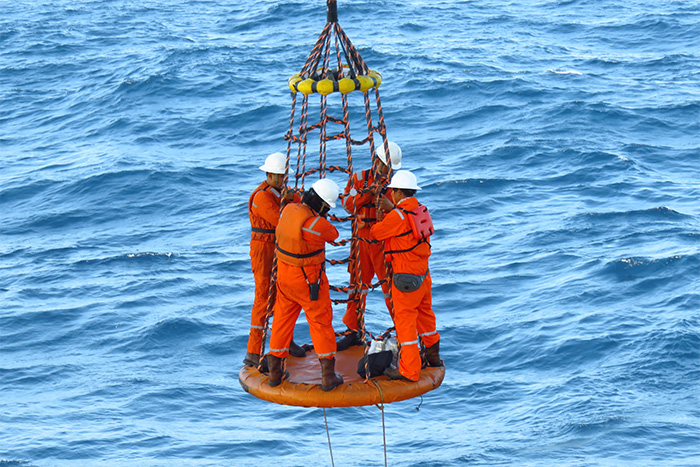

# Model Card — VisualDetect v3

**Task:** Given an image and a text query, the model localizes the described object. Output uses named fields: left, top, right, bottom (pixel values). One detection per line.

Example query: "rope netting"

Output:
left=257, top=0, right=397, bottom=379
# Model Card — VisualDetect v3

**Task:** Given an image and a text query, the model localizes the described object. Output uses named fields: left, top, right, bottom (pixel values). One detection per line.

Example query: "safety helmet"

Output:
left=258, top=152, right=286, bottom=175
left=376, top=141, right=402, bottom=169
left=387, top=170, right=421, bottom=191
left=311, top=178, right=340, bottom=208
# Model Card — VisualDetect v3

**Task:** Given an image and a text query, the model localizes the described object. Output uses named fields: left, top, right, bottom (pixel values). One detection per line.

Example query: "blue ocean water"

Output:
left=1, top=0, right=699, bottom=465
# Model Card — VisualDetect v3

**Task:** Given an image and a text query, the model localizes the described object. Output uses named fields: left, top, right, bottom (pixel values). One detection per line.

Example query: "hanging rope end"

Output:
left=415, top=395, right=424, bottom=411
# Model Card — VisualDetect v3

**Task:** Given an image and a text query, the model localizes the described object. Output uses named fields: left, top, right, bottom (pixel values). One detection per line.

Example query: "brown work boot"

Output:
left=289, top=339, right=306, bottom=358
left=267, top=355, right=289, bottom=387
left=243, top=352, right=260, bottom=367
left=319, top=358, right=344, bottom=391
left=424, top=341, right=443, bottom=367
left=384, top=366, right=412, bottom=381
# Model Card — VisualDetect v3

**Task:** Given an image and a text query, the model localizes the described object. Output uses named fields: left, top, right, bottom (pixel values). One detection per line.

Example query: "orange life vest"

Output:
left=275, top=203, right=326, bottom=267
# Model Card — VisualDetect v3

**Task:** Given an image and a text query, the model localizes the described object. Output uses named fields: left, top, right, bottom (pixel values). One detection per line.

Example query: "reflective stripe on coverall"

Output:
left=370, top=196, right=440, bottom=381
left=269, top=203, right=339, bottom=359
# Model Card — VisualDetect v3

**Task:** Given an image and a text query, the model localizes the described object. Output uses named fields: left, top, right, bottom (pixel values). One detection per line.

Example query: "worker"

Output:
left=267, top=178, right=344, bottom=391
left=336, top=141, right=402, bottom=351
left=243, top=152, right=305, bottom=368
left=370, top=170, right=442, bottom=381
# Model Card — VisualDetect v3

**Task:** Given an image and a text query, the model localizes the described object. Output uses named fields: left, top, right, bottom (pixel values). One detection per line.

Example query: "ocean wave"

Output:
left=603, top=254, right=698, bottom=281
left=582, top=206, right=688, bottom=222
left=138, top=317, right=208, bottom=347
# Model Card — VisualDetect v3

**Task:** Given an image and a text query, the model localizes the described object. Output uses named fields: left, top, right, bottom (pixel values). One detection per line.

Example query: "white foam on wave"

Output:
left=549, top=69, right=583, bottom=75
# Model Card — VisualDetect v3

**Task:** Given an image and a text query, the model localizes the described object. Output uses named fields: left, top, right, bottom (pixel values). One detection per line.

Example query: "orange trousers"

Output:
left=247, top=240, right=275, bottom=355
left=269, top=262, right=337, bottom=359
left=392, top=272, right=440, bottom=381
left=343, top=238, right=391, bottom=331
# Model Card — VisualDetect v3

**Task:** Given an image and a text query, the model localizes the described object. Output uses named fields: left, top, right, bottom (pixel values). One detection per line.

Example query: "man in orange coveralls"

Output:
left=336, top=141, right=402, bottom=351
left=267, top=178, right=344, bottom=391
left=370, top=170, right=443, bottom=381
left=243, top=152, right=305, bottom=368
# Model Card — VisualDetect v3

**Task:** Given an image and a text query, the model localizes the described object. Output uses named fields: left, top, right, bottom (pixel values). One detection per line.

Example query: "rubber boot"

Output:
left=320, top=358, right=344, bottom=391
left=243, top=352, right=260, bottom=367
left=336, top=329, right=361, bottom=351
left=425, top=341, right=443, bottom=367
left=289, top=339, right=306, bottom=358
left=267, top=355, right=289, bottom=387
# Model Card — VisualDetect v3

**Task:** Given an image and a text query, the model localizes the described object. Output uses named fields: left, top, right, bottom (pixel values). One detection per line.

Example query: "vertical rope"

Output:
left=286, top=92, right=298, bottom=189
left=374, top=89, right=390, bottom=185
left=371, top=382, right=388, bottom=467
left=362, top=91, right=376, bottom=170
left=318, top=25, right=333, bottom=179
left=298, top=95, right=310, bottom=191
left=380, top=403, right=388, bottom=467
left=258, top=254, right=277, bottom=361
left=332, top=21, right=352, bottom=173
left=319, top=93, right=328, bottom=179
left=323, top=408, right=335, bottom=467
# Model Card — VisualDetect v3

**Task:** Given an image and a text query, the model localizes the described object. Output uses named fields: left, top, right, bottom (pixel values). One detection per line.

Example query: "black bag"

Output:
left=356, top=350, right=393, bottom=378
left=393, top=271, right=427, bottom=293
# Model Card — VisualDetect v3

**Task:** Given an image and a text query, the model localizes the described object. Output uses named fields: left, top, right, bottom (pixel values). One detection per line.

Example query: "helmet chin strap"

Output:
left=303, top=188, right=329, bottom=216
left=318, top=203, right=330, bottom=217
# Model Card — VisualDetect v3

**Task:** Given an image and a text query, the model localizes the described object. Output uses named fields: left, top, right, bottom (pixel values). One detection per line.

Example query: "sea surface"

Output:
left=1, top=0, right=699, bottom=466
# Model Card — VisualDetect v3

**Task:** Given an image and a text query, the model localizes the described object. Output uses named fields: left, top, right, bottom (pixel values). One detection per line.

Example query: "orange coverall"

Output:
left=246, top=181, right=299, bottom=355
left=370, top=196, right=440, bottom=381
left=269, top=203, right=339, bottom=360
left=340, top=169, right=391, bottom=330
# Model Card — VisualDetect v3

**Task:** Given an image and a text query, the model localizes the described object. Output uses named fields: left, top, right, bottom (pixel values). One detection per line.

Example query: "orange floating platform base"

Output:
left=238, top=346, right=445, bottom=408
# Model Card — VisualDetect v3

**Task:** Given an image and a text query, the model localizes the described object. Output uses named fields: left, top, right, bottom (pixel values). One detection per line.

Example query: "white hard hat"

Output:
left=259, top=152, right=286, bottom=175
left=387, top=170, right=421, bottom=191
left=311, top=178, right=340, bottom=208
left=376, top=141, right=402, bottom=169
